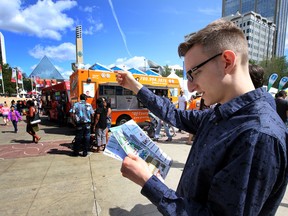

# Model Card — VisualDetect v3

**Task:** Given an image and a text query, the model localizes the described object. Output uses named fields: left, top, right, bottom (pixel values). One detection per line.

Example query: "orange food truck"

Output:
left=70, top=64, right=181, bottom=126
left=41, top=81, right=72, bottom=123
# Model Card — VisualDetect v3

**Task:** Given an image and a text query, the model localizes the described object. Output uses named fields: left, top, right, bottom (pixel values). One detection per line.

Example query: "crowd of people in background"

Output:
left=0, top=98, right=42, bottom=142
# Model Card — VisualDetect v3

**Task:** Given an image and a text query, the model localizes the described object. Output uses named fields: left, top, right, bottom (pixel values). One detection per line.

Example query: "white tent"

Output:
left=19, top=90, right=27, bottom=95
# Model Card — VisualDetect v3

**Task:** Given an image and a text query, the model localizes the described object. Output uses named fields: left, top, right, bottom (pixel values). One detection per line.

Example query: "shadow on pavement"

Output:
left=109, top=203, right=159, bottom=216
left=11, top=139, right=34, bottom=144
left=41, top=127, right=75, bottom=136
left=2, top=131, right=17, bottom=133
left=46, top=142, right=74, bottom=157
left=171, top=160, right=185, bottom=169
left=279, top=202, right=288, bottom=208
left=46, top=148, right=74, bottom=156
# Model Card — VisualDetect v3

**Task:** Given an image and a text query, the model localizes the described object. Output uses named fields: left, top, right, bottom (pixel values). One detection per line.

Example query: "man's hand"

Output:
left=121, top=154, right=153, bottom=187
left=115, top=71, right=143, bottom=94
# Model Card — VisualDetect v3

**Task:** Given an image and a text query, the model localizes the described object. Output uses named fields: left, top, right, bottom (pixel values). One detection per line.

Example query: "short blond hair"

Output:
left=178, top=19, right=248, bottom=65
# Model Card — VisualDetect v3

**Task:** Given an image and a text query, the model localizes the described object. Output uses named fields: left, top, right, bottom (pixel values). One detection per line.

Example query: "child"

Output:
left=1, top=102, right=10, bottom=125
left=8, top=106, right=22, bottom=133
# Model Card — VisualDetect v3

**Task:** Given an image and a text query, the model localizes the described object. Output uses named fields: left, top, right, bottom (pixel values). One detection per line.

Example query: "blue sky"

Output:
left=0, top=0, right=287, bottom=79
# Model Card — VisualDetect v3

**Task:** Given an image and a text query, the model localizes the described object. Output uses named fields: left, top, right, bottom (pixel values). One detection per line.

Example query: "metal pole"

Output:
left=15, top=67, right=19, bottom=96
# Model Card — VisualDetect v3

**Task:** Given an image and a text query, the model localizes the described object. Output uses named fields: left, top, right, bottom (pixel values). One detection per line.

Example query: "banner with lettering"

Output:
left=267, top=73, right=278, bottom=92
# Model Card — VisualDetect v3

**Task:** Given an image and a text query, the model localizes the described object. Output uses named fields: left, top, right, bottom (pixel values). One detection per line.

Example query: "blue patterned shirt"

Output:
left=138, top=87, right=288, bottom=216
left=71, top=100, right=94, bottom=124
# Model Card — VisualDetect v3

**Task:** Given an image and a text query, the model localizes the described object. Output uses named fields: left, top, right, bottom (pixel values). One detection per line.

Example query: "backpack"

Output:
left=74, top=102, right=90, bottom=124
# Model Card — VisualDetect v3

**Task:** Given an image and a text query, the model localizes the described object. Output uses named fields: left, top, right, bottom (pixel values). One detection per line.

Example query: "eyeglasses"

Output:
left=186, top=53, right=222, bottom=82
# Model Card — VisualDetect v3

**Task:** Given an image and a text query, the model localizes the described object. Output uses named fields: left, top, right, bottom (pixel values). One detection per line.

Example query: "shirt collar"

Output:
left=212, top=87, right=269, bottom=121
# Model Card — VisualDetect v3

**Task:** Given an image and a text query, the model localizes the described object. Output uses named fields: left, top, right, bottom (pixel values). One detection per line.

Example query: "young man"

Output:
left=116, top=19, right=288, bottom=215
left=70, top=94, right=94, bottom=157
left=177, top=90, right=187, bottom=133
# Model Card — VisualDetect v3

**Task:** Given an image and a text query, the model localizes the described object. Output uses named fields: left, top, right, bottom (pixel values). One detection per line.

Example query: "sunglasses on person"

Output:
left=186, top=53, right=222, bottom=82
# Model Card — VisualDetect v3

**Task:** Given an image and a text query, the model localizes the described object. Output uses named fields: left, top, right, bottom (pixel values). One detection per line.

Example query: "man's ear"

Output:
left=222, top=50, right=236, bottom=74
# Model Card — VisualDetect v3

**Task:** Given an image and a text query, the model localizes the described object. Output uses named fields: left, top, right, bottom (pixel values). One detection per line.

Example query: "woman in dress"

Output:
left=26, top=100, right=41, bottom=143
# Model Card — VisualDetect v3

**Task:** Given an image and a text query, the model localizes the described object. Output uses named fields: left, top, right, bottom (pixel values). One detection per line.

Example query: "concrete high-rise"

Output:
left=0, top=32, right=7, bottom=64
left=223, top=11, right=276, bottom=62
left=222, top=0, right=288, bottom=57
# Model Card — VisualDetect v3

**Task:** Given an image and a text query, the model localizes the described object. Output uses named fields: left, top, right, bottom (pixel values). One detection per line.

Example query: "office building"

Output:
left=222, top=0, right=288, bottom=57
left=0, top=32, right=7, bottom=64
left=224, top=11, right=276, bottom=62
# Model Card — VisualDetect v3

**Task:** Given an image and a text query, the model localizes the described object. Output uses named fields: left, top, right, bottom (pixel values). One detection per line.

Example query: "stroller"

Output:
left=143, top=112, right=158, bottom=138
left=143, top=112, right=176, bottom=138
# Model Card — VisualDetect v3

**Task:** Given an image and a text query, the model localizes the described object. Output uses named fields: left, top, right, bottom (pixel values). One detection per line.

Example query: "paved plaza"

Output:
left=0, top=117, right=287, bottom=215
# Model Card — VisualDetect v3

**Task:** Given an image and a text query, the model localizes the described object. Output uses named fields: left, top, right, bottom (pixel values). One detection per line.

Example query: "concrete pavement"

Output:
left=0, top=118, right=287, bottom=215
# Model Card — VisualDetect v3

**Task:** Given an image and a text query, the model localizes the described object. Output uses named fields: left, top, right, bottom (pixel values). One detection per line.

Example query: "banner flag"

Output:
left=17, top=69, right=23, bottom=84
left=278, top=76, right=288, bottom=91
left=267, top=73, right=278, bottom=92
left=44, top=79, right=51, bottom=87
left=11, top=68, right=17, bottom=83
left=0, top=64, right=2, bottom=79
left=182, top=61, right=187, bottom=80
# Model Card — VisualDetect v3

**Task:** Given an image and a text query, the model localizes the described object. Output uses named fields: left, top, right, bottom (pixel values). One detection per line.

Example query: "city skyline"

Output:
left=0, top=0, right=287, bottom=79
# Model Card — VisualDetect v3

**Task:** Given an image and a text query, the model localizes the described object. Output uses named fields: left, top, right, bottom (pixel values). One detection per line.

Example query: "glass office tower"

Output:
left=222, top=0, right=288, bottom=57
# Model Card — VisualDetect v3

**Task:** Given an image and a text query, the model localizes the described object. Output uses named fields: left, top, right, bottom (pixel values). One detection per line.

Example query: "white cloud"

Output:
left=29, top=42, right=76, bottom=61
left=109, top=56, right=146, bottom=69
left=0, top=0, right=77, bottom=40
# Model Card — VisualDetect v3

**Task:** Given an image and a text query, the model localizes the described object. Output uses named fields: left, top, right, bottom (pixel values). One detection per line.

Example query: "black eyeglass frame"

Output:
left=186, top=53, right=222, bottom=82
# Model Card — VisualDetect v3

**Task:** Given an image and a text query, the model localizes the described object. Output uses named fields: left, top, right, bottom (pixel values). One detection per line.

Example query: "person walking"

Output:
left=177, top=90, right=187, bottom=133
left=70, top=93, right=94, bottom=157
left=8, top=106, right=22, bottom=133
left=115, top=19, right=288, bottom=215
left=1, top=102, right=10, bottom=125
left=275, top=90, right=288, bottom=124
left=152, top=116, right=173, bottom=142
left=26, top=100, right=41, bottom=143
left=93, top=97, right=107, bottom=152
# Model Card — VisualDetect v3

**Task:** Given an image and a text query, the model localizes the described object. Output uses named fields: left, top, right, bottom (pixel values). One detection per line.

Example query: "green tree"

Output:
left=175, top=69, right=183, bottom=78
left=259, top=56, right=288, bottom=90
left=1, top=64, right=17, bottom=96
left=161, top=65, right=172, bottom=77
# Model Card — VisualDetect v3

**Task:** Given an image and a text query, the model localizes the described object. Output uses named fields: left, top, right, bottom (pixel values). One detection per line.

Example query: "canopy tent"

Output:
left=145, top=69, right=161, bottom=76
left=128, top=68, right=146, bottom=75
left=19, top=90, right=27, bottom=95
left=89, top=63, right=111, bottom=71
left=111, top=66, right=124, bottom=71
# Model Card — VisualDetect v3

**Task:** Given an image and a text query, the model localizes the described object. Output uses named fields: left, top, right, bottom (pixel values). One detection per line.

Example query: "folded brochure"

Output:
left=104, top=119, right=173, bottom=179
